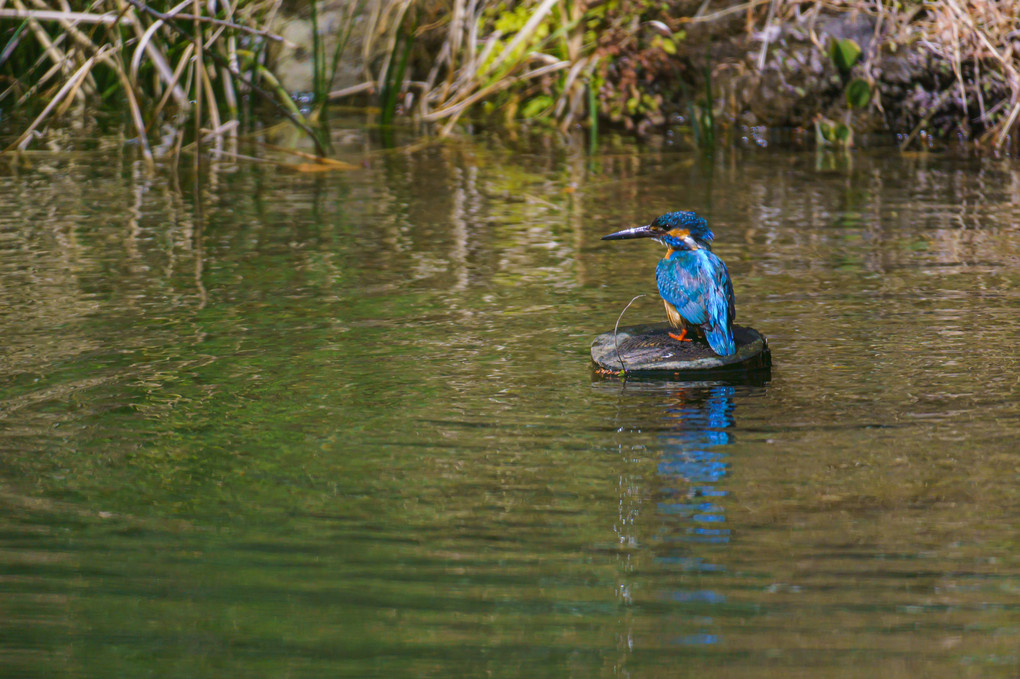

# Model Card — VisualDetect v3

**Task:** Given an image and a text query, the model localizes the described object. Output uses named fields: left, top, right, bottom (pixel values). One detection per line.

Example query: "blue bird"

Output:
left=602, top=211, right=736, bottom=356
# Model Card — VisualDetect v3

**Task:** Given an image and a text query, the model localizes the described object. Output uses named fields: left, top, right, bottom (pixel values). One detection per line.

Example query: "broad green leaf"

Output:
left=830, top=38, right=862, bottom=75
left=846, top=78, right=871, bottom=108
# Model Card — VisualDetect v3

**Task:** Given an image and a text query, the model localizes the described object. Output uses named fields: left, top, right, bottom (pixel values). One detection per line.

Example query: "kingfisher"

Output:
left=602, top=211, right=736, bottom=356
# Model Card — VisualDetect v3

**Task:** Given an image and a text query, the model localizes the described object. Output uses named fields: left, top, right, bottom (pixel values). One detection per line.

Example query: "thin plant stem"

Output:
left=613, top=295, right=646, bottom=375
left=193, top=0, right=202, bottom=176
left=5, top=45, right=108, bottom=151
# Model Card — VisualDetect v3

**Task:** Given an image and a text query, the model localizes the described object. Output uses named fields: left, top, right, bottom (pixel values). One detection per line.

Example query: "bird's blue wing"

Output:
left=656, top=253, right=709, bottom=325
left=656, top=250, right=736, bottom=355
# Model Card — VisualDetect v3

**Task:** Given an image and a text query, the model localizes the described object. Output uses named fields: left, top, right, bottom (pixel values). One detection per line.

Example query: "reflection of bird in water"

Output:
left=658, top=385, right=735, bottom=547
left=655, top=384, right=736, bottom=648
left=602, top=211, right=736, bottom=356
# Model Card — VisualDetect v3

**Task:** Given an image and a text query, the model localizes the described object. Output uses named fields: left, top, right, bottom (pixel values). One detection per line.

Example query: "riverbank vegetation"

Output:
left=0, top=1, right=318, bottom=161
left=1, top=1, right=1019, bottom=158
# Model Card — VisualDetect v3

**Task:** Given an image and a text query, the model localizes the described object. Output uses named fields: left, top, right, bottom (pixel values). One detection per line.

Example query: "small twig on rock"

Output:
left=613, top=294, right=645, bottom=375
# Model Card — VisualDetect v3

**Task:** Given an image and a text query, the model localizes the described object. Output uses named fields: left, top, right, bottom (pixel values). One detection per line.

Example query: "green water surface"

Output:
left=1, top=129, right=1019, bottom=678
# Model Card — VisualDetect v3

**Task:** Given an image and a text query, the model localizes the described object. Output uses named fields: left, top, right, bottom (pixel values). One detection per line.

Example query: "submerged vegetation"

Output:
left=2, top=0, right=1020, bottom=158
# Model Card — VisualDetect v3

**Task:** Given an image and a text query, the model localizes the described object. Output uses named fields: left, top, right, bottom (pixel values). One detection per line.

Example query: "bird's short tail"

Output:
left=706, top=326, right=736, bottom=357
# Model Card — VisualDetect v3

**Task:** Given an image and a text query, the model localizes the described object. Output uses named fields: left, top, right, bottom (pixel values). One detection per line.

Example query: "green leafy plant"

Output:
left=814, top=114, right=853, bottom=147
left=845, top=77, right=871, bottom=109
left=825, top=36, right=871, bottom=129
left=829, top=37, right=861, bottom=77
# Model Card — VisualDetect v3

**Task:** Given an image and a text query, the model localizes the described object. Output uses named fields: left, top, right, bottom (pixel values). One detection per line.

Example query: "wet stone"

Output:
left=591, top=324, right=771, bottom=375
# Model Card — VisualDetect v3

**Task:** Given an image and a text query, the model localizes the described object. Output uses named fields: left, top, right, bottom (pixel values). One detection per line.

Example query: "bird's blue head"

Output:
left=601, top=211, right=715, bottom=251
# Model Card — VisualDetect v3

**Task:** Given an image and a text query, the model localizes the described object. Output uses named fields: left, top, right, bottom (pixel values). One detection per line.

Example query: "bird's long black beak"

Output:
left=601, top=224, right=656, bottom=240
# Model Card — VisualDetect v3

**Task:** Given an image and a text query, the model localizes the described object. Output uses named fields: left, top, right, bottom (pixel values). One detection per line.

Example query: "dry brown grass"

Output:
left=909, top=0, right=1020, bottom=146
left=330, top=0, right=594, bottom=134
left=344, top=0, right=1020, bottom=146
left=5, top=1, right=1019, bottom=151
left=765, top=0, right=1020, bottom=147
left=0, top=1, right=327, bottom=162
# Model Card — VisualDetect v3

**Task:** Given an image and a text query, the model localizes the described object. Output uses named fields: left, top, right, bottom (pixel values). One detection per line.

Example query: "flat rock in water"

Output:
left=591, top=324, right=771, bottom=375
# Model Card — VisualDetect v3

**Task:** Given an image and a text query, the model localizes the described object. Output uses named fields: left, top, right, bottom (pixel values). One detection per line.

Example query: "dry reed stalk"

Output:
left=328, top=81, right=374, bottom=100
left=8, top=48, right=66, bottom=105
left=0, top=7, right=133, bottom=24
left=151, top=40, right=193, bottom=121
left=6, top=44, right=110, bottom=151
left=127, top=0, right=190, bottom=108
left=683, top=0, right=771, bottom=25
left=554, top=55, right=595, bottom=127
left=462, top=0, right=480, bottom=90
left=220, top=63, right=238, bottom=137
left=360, top=0, right=385, bottom=83
left=12, top=0, right=93, bottom=100
left=112, top=52, right=155, bottom=164
left=221, top=4, right=239, bottom=135
left=995, top=102, right=1020, bottom=148
left=120, top=0, right=290, bottom=44
left=52, top=60, right=90, bottom=117
left=427, top=60, right=570, bottom=125
left=192, top=0, right=202, bottom=175
left=200, top=57, right=224, bottom=156
left=484, top=0, right=558, bottom=77
left=252, top=140, right=358, bottom=168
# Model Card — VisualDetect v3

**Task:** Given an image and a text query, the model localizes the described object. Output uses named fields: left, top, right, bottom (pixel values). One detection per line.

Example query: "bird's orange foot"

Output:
left=668, top=329, right=692, bottom=342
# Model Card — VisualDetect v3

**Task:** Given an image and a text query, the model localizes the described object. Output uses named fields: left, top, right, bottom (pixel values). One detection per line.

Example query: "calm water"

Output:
left=1, top=127, right=1019, bottom=678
